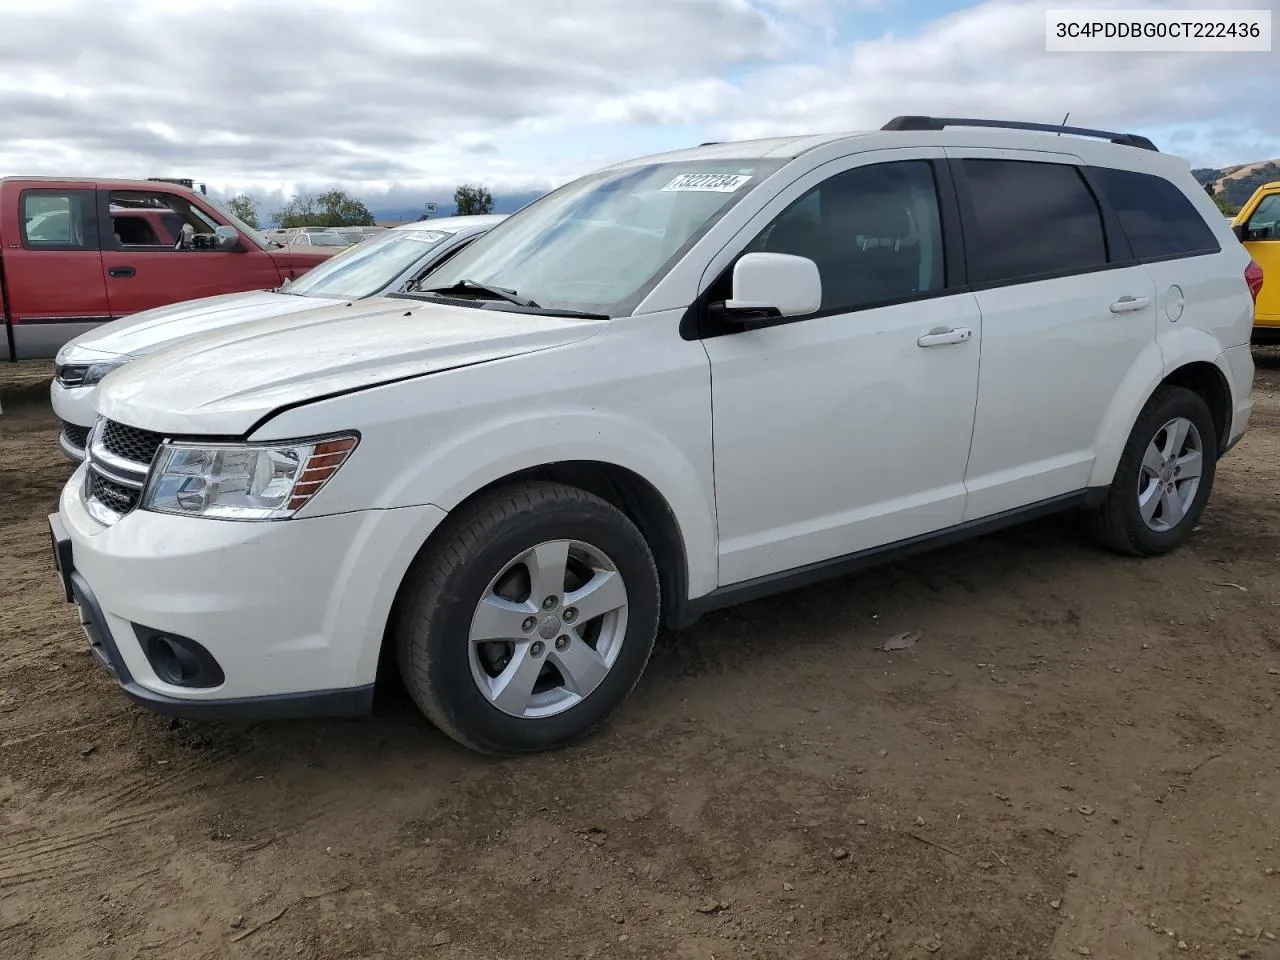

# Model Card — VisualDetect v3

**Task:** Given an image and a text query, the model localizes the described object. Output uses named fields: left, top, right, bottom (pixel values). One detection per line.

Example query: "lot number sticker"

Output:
left=661, top=173, right=753, bottom=193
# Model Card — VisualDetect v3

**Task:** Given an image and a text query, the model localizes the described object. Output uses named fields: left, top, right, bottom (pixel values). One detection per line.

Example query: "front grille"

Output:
left=61, top=422, right=90, bottom=452
left=89, top=471, right=141, bottom=514
left=101, top=420, right=165, bottom=466
left=84, top=419, right=162, bottom=524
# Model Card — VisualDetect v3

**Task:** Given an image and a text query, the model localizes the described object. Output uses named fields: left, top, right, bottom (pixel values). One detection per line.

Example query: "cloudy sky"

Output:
left=1, top=0, right=1276, bottom=212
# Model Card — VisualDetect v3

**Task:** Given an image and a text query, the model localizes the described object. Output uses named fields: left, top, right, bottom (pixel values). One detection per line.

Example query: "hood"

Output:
left=61, top=290, right=329, bottom=360
left=271, top=248, right=335, bottom=275
left=95, top=297, right=606, bottom=436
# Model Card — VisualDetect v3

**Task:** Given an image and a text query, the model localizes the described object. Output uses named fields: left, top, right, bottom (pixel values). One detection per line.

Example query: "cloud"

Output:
left=0, top=0, right=1275, bottom=213
left=712, top=0, right=1280, bottom=157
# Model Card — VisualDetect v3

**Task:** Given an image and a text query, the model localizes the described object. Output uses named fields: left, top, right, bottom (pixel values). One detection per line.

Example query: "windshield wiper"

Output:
left=416, top=279, right=538, bottom=307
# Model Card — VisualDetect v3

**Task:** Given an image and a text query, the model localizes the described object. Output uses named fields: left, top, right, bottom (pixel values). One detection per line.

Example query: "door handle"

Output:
left=108, top=266, right=136, bottom=278
left=917, top=326, right=972, bottom=348
left=1109, top=295, right=1151, bottom=313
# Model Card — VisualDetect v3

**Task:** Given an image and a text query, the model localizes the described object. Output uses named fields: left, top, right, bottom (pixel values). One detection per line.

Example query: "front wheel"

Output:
left=1086, top=385, right=1218, bottom=556
left=393, top=482, right=661, bottom=755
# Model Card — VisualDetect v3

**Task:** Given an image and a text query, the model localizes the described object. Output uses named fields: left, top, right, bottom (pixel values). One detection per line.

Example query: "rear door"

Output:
left=97, top=188, right=282, bottom=318
left=1091, top=166, right=1240, bottom=348
left=4, top=187, right=109, bottom=359
left=948, top=151, right=1158, bottom=520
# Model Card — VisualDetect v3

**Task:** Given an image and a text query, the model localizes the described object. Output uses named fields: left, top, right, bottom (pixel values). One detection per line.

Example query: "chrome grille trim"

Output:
left=83, top=418, right=166, bottom=526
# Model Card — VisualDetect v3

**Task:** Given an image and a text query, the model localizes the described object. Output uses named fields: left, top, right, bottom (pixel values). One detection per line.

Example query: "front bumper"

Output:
left=52, top=471, right=447, bottom=720
left=49, top=381, right=95, bottom=462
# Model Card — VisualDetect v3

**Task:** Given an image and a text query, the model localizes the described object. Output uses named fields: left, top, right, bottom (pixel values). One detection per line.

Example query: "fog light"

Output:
left=136, top=627, right=225, bottom=688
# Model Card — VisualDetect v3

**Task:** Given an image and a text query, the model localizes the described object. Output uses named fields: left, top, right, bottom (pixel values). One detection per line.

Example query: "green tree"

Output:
left=316, top=189, right=376, bottom=226
left=273, top=189, right=375, bottom=228
left=454, top=184, right=494, bottom=216
left=226, top=193, right=260, bottom=228
left=273, top=193, right=321, bottom=228
left=1205, top=182, right=1237, bottom=217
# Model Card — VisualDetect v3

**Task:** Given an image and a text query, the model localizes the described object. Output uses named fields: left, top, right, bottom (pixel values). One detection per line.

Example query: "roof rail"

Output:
left=880, top=116, right=1158, bottom=152
left=698, top=141, right=721, bottom=146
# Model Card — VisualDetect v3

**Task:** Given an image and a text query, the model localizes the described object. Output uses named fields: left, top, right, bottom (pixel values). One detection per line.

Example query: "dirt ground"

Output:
left=1, top=354, right=1277, bottom=960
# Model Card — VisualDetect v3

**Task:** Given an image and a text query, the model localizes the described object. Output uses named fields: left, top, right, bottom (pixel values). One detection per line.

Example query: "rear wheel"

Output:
left=393, top=482, right=660, bottom=755
left=1086, top=385, right=1217, bottom=556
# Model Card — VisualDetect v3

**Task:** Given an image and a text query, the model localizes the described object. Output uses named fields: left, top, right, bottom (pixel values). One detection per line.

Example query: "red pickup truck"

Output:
left=0, top=177, right=334, bottom=361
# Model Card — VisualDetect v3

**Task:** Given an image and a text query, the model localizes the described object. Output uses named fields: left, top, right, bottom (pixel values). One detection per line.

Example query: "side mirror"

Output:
left=214, top=225, right=241, bottom=251
left=1231, top=223, right=1247, bottom=242
left=721, top=252, right=822, bottom=325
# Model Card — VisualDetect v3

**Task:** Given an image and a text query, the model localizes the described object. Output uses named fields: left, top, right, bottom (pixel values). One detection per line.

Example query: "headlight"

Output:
left=141, top=433, right=358, bottom=521
left=82, top=361, right=126, bottom=386
left=55, top=360, right=124, bottom=387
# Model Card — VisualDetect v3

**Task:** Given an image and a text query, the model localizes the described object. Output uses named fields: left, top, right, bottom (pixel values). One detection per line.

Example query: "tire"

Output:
left=393, top=481, right=661, bottom=755
left=1086, top=385, right=1218, bottom=557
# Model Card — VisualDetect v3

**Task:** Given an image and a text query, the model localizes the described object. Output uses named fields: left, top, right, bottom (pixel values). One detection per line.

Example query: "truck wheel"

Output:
left=1086, top=385, right=1218, bottom=557
left=393, top=481, right=661, bottom=755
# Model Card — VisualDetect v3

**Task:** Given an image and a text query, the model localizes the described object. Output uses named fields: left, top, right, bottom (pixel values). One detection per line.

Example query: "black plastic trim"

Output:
left=881, top=115, right=1158, bottom=151
left=136, top=625, right=226, bottom=688
left=1077, top=165, right=1137, bottom=266
left=932, top=158, right=969, bottom=289
left=49, top=515, right=374, bottom=721
left=671, top=489, right=1108, bottom=628
left=49, top=512, right=74, bottom=601
left=12, top=314, right=114, bottom=325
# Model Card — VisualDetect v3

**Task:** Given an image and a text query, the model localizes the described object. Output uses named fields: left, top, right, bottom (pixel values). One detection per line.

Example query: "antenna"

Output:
left=1057, top=112, right=1070, bottom=136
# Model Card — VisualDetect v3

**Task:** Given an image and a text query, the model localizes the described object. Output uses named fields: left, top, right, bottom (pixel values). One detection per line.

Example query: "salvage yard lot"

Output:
left=1, top=356, right=1278, bottom=960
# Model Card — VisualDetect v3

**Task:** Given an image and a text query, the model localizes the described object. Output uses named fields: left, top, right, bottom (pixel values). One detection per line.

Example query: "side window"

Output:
left=960, top=159, right=1107, bottom=284
left=1245, top=194, right=1280, bottom=241
left=20, top=190, right=97, bottom=250
left=1092, top=167, right=1220, bottom=260
left=106, top=191, right=222, bottom=251
left=742, top=160, right=946, bottom=313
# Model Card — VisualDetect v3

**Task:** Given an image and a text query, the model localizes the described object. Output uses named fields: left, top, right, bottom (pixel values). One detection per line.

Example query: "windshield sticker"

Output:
left=407, top=231, right=449, bottom=243
left=660, top=173, right=753, bottom=193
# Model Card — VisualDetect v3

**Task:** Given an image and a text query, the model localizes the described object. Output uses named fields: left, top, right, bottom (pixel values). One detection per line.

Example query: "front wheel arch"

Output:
left=383, top=461, right=690, bottom=657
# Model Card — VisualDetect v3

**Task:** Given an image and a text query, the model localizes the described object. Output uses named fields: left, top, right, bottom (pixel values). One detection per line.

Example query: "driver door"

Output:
left=697, top=149, right=983, bottom=585
left=97, top=188, right=281, bottom=318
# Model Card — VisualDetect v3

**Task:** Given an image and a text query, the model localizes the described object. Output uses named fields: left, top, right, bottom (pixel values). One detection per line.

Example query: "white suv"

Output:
left=50, top=117, right=1259, bottom=755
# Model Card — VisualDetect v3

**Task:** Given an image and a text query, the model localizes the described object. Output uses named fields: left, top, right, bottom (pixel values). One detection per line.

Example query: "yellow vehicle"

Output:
left=1232, top=181, right=1278, bottom=343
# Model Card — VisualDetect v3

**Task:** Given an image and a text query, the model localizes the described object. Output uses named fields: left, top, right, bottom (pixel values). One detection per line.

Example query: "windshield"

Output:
left=421, top=159, right=784, bottom=316
left=202, top=194, right=271, bottom=250
left=286, top=228, right=457, bottom=299
left=308, top=232, right=351, bottom=247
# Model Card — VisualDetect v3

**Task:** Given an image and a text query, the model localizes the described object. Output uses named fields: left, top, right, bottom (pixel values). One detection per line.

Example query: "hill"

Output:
left=1192, top=160, right=1280, bottom=209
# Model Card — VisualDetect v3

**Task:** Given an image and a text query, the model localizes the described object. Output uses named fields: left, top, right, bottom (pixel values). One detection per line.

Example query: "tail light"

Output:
left=1245, top=260, right=1263, bottom=303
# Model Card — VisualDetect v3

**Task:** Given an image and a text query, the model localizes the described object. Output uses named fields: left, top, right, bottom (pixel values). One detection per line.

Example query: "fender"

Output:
left=375, top=408, right=718, bottom=600
left=1087, top=327, right=1231, bottom=488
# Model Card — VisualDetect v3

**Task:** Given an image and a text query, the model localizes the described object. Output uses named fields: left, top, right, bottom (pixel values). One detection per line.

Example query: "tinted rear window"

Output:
left=1092, top=167, right=1220, bottom=261
left=960, top=159, right=1108, bottom=284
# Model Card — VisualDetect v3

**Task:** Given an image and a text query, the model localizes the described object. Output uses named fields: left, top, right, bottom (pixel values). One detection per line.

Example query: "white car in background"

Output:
left=51, top=215, right=506, bottom=460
